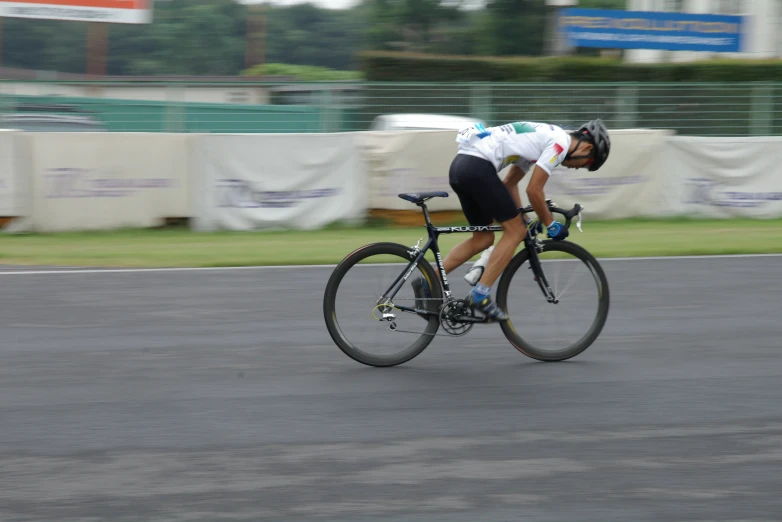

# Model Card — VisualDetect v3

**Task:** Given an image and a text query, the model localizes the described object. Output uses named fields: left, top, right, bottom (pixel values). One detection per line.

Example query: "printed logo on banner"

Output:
left=685, top=178, right=782, bottom=208
left=216, top=179, right=341, bottom=209
left=550, top=172, right=646, bottom=196
left=45, top=168, right=176, bottom=198
left=376, top=168, right=449, bottom=198
left=559, top=8, right=744, bottom=53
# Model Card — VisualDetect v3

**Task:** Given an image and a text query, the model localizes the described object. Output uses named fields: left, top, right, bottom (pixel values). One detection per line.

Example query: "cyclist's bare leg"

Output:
left=412, top=231, right=493, bottom=315
left=477, top=215, right=526, bottom=287
left=438, top=231, right=495, bottom=280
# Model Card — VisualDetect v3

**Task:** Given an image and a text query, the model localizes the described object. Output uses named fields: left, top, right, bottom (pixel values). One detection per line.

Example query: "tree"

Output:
left=363, top=0, right=466, bottom=53
left=0, top=0, right=558, bottom=77
left=481, top=0, right=548, bottom=56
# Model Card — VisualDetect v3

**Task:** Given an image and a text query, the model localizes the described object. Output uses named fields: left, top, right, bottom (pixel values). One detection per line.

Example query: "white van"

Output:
left=369, top=113, right=485, bottom=132
left=0, top=114, right=106, bottom=132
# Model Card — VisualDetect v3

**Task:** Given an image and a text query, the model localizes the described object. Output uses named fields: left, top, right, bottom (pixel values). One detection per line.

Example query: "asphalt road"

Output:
left=1, top=256, right=781, bottom=522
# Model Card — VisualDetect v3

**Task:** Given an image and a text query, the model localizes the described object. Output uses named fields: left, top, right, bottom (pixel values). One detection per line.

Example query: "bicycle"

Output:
left=323, top=191, right=610, bottom=367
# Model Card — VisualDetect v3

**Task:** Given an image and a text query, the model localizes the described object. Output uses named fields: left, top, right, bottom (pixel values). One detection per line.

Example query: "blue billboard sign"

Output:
left=559, top=8, right=745, bottom=53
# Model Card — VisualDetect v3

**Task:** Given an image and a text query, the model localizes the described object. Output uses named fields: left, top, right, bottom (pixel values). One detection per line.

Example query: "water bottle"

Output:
left=464, top=246, right=494, bottom=286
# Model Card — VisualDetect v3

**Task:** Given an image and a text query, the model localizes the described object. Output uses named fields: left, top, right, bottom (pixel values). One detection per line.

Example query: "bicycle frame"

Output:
left=379, top=201, right=562, bottom=318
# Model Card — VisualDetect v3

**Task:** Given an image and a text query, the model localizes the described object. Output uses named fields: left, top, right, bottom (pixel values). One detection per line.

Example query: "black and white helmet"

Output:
left=575, top=118, right=611, bottom=171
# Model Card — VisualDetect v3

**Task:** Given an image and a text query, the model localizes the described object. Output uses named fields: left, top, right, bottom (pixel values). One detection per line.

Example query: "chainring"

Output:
left=439, top=298, right=475, bottom=336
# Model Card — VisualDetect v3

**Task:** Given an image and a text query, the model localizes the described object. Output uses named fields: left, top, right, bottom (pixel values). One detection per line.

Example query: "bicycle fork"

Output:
left=526, top=237, right=559, bottom=305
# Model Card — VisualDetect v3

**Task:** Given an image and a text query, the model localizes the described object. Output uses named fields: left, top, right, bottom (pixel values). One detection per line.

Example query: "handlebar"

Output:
left=520, top=200, right=585, bottom=231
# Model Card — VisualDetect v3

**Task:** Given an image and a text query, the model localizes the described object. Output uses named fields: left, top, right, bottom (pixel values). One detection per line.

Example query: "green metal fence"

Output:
left=0, top=94, right=324, bottom=133
left=346, top=82, right=779, bottom=137
left=0, top=80, right=779, bottom=136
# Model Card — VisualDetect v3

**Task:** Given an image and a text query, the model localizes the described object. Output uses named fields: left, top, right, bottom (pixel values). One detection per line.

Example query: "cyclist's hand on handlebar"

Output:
left=546, top=221, right=569, bottom=241
left=526, top=218, right=543, bottom=237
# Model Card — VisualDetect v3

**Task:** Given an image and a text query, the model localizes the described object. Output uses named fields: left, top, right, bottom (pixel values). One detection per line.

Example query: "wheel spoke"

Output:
left=553, top=261, right=583, bottom=301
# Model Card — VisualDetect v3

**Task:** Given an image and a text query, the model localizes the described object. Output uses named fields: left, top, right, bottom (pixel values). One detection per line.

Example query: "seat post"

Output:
left=419, top=202, right=434, bottom=227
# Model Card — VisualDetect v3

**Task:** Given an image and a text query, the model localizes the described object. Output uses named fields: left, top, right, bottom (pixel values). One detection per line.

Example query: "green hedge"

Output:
left=242, top=63, right=363, bottom=81
left=359, top=51, right=782, bottom=83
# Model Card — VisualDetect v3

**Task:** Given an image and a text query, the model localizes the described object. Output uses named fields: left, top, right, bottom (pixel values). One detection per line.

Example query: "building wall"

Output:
left=624, top=0, right=782, bottom=62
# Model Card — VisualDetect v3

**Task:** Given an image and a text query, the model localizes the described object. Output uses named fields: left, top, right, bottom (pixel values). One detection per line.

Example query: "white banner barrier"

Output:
left=0, top=130, right=20, bottom=216
left=11, top=133, right=190, bottom=232
left=360, top=129, right=675, bottom=219
left=528, top=129, right=676, bottom=220
left=358, top=130, right=459, bottom=212
left=662, top=136, right=782, bottom=219
left=192, top=133, right=366, bottom=231
left=4, top=131, right=782, bottom=233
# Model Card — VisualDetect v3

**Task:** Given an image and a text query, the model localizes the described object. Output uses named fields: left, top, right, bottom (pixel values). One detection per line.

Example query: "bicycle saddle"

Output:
left=397, top=192, right=449, bottom=203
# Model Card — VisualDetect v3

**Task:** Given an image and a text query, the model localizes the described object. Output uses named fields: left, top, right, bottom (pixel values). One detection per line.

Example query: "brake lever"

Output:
left=576, top=206, right=584, bottom=232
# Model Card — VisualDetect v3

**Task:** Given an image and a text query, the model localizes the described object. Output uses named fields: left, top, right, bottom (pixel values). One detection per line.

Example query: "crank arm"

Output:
left=452, top=315, right=489, bottom=323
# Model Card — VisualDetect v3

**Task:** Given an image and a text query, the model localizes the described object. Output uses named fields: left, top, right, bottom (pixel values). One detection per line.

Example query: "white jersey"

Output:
left=455, top=121, right=571, bottom=175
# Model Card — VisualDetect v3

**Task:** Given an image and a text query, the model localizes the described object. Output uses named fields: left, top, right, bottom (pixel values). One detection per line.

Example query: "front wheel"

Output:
left=496, top=240, right=610, bottom=362
left=323, top=242, right=443, bottom=367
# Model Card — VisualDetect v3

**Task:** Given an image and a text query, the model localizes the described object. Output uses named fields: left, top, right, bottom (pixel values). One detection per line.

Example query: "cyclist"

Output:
left=412, top=119, right=611, bottom=321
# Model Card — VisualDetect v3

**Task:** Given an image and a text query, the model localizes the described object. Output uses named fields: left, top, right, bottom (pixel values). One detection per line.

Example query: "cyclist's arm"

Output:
left=525, top=165, right=553, bottom=227
left=502, top=164, right=526, bottom=209
left=526, top=139, right=567, bottom=227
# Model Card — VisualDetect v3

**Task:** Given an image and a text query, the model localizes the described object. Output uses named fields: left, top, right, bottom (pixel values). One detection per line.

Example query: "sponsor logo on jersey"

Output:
left=475, top=122, right=491, bottom=139
left=511, top=122, right=536, bottom=134
left=549, top=143, right=565, bottom=164
left=499, top=155, right=521, bottom=170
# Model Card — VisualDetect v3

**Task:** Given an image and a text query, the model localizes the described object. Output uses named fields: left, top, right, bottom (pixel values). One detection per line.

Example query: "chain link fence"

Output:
left=336, top=82, right=779, bottom=137
left=0, top=80, right=779, bottom=136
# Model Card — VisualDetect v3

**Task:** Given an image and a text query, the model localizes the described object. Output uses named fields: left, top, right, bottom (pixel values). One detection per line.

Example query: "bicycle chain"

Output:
left=374, top=297, right=444, bottom=337
left=392, top=297, right=444, bottom=301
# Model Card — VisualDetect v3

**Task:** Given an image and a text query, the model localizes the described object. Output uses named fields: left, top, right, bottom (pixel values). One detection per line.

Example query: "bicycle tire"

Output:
left=495, top=240, right=610, bottom=362
left=323, top=242, right=443, bottom=367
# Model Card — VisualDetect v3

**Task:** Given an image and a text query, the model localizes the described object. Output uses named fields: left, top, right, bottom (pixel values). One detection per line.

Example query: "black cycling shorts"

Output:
left=449, top=153, right=519, bottom=226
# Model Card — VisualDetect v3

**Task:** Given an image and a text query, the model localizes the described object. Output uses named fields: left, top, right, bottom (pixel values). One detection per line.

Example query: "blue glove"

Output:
left=547, top=221, right=569, bottom=241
